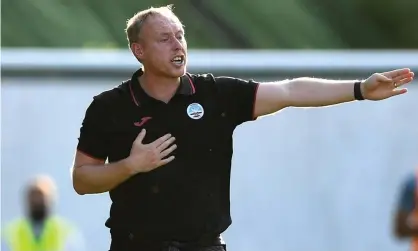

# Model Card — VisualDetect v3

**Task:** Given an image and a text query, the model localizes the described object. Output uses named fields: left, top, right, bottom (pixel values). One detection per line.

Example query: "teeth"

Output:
left=172, top=56, right=184, bottom=65
left=172, top=56, right=184, bottom=61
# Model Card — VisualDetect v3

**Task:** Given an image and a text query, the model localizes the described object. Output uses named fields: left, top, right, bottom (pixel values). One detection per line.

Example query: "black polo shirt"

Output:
left=77, top=69, right=259, bottom=241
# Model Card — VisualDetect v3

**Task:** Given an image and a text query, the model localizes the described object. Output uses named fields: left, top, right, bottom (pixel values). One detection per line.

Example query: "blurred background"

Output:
left=1, top=0, right=418, bottom=250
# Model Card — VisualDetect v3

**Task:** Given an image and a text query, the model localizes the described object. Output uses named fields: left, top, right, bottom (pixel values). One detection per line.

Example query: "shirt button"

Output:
left=209, top=149, right=212, bottom=152
left=221, top=112, right=226, bottom=117
left=129, top=233, right=134, bottom=240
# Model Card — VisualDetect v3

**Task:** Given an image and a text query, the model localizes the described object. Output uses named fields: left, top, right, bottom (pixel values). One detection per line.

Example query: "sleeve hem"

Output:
left=76, top=148, right=107, bottom=161
left=251, top=82, right=260, bottom=120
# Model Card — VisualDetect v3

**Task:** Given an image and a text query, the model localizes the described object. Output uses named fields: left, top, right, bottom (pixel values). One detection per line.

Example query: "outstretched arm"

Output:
left=254, top=68, right=414, bottom=117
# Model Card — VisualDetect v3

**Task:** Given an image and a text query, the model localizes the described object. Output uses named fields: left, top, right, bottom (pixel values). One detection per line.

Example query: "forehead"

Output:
left=143, top=14, right=183, bottom=35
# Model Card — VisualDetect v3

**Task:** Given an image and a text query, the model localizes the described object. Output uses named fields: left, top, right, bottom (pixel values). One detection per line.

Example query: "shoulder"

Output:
left=188, top=72, right=253, bottom=93
left=2, top=218, right=25, bottom=236
left=188, top=72, right=215, bottom=83
left=93, top=81, right=130, bottom=104
left=86, top=80, right=131, bottom=113
left=188, top=72, right=247, bottom=85
left=187, top=72, right=216, bottom=90
left=49, top=216, right=77, bottom=233
left=4, top=217, right=25, bottom=228
left=50, top=215, right=72, bottom=224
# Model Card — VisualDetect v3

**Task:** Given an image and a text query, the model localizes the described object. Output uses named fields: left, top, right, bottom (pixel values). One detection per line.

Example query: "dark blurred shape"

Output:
left=392, top=171, right=418, bottom=251
left=1, top=175, right=85, bottom=251
left=25, top=175, right=56, bottom=223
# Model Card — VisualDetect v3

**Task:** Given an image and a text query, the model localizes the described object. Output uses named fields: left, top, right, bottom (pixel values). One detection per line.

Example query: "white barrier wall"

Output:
left=2, top=74, right=417, bottom=251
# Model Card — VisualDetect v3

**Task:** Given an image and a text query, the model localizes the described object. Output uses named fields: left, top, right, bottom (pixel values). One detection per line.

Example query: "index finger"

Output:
left=151, top=133, right=172, bottom=147
left=134, top=129, right=146, bottom=143
left=382, top=68, right=411, bottom=78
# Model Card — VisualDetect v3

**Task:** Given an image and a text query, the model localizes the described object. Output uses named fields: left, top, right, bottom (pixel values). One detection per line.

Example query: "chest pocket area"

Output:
left=168, top=98, right=235, bottom=162
left=107, top=105, right=166, bottom=161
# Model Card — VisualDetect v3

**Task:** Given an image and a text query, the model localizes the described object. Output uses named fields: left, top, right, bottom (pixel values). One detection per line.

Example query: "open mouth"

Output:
left=171, top=55, right=185, bottom=66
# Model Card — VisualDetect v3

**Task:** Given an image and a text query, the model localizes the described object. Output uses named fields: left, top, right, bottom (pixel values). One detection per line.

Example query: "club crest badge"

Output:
left=186, top=103, right=204, bottom=119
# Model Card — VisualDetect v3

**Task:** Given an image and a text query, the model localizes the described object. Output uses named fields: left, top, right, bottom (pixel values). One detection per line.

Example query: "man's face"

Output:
left=27, top=188, right=49, bottom=222
left=134, top=14, right=187, bottom=78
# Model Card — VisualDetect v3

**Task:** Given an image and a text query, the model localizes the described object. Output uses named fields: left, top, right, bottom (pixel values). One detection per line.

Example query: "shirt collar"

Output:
left=129, top=68, right=196, bottom=107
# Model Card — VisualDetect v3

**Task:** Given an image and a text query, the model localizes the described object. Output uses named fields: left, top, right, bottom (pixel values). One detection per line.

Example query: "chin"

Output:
left=169, top=66, right=186, bottom=78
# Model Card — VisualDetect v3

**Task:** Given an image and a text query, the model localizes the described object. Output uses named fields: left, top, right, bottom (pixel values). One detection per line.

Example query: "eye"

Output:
left=160, top=38, right=169, bottom=42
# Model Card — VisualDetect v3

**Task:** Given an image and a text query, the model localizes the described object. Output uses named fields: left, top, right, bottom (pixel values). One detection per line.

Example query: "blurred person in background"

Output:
left=2, top=175, right=85, bottom=251
left=72, top=4, right=414, bottom=251
left=394, top=170, right=418, bottom=250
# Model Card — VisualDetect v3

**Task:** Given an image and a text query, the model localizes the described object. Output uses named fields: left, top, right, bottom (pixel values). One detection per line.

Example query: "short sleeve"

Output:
left=214, top=76, right=260, bottom=126
left=77, top=98, right=110, bottom=160
left=397, top=175, right=416, bottom=213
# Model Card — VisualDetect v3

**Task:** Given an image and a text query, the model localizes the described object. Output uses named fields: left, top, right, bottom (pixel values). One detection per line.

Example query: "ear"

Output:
left=131, top=43, right=144, bottom=61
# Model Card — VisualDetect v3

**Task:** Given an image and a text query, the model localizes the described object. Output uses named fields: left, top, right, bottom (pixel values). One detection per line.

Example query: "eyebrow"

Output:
left=159, top=30, right=184, bottom=36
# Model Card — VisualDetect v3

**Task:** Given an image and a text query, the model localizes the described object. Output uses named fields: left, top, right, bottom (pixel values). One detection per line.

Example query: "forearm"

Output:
left=286, top=77, right=360, bottom=107
left=72, top=159, right=133, bottom=195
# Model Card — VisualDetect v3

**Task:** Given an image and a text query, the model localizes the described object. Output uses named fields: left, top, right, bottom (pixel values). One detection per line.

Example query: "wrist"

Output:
left=120, top=157, right=138, bottom=176
left=354, top=81, right=365, bottom=100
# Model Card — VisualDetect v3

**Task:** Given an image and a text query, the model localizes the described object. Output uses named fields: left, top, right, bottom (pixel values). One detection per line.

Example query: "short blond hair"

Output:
left=125, top=4, right=181, bottom=46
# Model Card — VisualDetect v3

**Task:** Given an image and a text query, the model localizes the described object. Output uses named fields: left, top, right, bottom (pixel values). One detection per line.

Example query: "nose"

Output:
left=171, top=37, right=183, bottom=51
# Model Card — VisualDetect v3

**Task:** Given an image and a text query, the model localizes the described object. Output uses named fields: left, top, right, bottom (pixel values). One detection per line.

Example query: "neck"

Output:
left=139, top=70, right=180, bottom=103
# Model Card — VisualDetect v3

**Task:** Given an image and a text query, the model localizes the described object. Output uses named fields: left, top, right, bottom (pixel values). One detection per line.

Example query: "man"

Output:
left=394, top=171, right=418, bottom=250
left=2, top=175, right=85, bottom=251
left=71, top=4, right=414, bottom=251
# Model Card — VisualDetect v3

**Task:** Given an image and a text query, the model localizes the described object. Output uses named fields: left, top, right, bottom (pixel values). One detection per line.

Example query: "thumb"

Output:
left=392, top=88, right=408, bottom=97
left=135, top=129, right=146, bottom=144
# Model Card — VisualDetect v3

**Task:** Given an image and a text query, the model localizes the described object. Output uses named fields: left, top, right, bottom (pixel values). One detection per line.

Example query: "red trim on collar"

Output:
left=129, top=81, right=140, bottom=106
